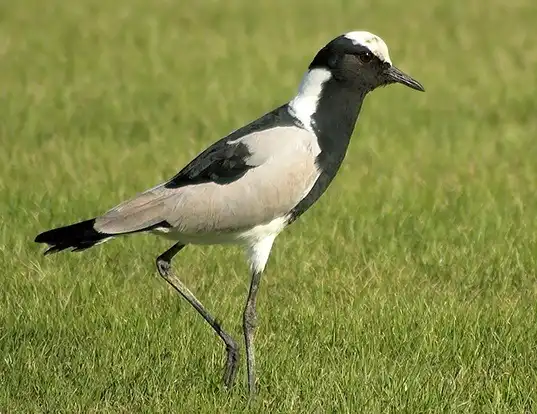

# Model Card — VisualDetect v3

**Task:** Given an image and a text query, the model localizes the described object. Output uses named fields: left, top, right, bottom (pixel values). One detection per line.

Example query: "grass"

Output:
left=1, top=0, right=537, bottom=412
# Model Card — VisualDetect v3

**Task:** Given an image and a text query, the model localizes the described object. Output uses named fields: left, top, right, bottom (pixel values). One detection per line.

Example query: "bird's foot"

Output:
left=223, top=341, right=240, bottom=388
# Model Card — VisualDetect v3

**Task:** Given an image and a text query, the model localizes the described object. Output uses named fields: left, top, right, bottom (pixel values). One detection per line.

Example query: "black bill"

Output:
left=385, top=66, right=425, bottom=92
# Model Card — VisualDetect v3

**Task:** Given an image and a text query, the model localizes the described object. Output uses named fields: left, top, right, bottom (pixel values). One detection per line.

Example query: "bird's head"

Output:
left=309, top=31, right=425, bottom=93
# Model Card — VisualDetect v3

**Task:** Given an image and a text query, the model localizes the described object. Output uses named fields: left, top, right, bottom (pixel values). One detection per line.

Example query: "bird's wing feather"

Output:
left=164, top=138, right=260, bottom=187
left=164, top=104, right=299, bottom=188
left=93, top=131, right=269, bottom=235
left=94, top=108, right=319, bottom=236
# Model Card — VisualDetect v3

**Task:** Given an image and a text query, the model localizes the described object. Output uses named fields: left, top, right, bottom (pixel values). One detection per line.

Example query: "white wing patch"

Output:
left=344, top=31, right=392, bottom=65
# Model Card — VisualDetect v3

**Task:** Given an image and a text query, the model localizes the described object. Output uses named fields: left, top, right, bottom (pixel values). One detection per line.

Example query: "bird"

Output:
left=34, top=30, right=424, bottom=396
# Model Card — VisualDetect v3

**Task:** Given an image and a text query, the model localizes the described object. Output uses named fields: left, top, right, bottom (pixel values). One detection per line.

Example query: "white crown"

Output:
left=344, top=31, right=392, bottom=65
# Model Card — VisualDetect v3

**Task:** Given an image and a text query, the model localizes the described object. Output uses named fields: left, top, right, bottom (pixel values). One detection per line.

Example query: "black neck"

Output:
left=312, top=77, right=367, bottom=168
left=288, top=77, right=367, bottom=222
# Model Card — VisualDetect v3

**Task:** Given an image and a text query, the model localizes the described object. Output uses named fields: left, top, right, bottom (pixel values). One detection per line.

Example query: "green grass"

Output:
left=2, top=0, right=537, bottom=412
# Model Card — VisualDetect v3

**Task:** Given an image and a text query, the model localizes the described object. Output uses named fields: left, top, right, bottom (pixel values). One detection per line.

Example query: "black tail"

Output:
left=34, top=219, right=111, bottom=255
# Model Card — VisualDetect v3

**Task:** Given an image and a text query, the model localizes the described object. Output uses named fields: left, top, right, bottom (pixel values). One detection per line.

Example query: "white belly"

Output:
left=151, top=215, right=288, bottom=246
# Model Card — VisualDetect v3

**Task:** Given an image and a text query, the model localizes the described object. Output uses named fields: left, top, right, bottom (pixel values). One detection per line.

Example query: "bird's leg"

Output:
left=241, top=235, right=276, bottom=397
left=156, top=243, right=240, bottom=388
left=243, top=269, right=263, bottom=397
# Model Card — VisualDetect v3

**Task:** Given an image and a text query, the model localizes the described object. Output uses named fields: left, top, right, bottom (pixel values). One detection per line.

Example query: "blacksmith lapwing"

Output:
left=35, top=31, right=425, bottom=396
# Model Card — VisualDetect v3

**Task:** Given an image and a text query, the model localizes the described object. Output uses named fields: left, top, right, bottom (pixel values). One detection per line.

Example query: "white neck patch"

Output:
left=344, top=31, right=392, bottom=65
left=288, top=68, right=331, bottom=131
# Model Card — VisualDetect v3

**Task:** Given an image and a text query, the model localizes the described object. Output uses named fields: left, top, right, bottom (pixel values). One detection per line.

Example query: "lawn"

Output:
left=1, top=0, right=537, bottom=412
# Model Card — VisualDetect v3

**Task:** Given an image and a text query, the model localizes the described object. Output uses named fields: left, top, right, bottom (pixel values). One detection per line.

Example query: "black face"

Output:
left=309, top=36, right=424, bottom=93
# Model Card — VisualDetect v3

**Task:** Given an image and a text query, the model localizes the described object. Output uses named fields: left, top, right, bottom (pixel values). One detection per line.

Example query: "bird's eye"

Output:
left=360, top=52, right=373, bottom=63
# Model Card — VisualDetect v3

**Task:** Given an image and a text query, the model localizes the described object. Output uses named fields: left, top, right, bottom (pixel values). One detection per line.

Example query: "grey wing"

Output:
left=94, top=185, right=176, bottom=234
left=94, top=126, right=320, bottom=235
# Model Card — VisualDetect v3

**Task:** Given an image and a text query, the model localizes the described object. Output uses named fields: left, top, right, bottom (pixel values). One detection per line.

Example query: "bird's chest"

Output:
left=287, top=134, right=351, bottom=222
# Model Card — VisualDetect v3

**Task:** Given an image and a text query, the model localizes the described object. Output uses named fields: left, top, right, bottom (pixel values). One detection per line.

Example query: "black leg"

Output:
left=156, top=243, right=240, bottom=388
left=243, top=270, right=263, bottom=397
